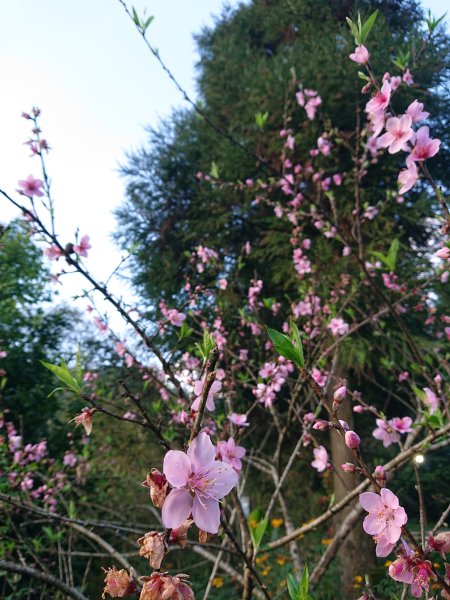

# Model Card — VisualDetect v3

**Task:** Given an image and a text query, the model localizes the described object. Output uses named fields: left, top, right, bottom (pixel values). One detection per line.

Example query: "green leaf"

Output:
left=426, top=10, right=447, bottom=34
left=387, top=238, right=399, bottom=271
left=210, top=161, right=219, bottom=179
left=41, top=360, right=82, bottom=394
left=255, top=111, right=269, bottom=129
left=346, top=17, right=361, bottom=44
left=360, top=10, right=378, bottom=44
left=287, top=574, right=299, bottom=600
left=131, top=6, right=140, bottom=26
left=178, top=321, right=193, bottom=341
left=411, top=385, right=426, bottom=402
left=357, top=71, right=370, bottom=81
left=266, top=326, right=303, bottom=368
left=290, top=320, right=305, bottom=368
left=68, top=499, right=76, bottom=519
left=250, top=517, right=268, bottom=551
left=300, top=564, right=309, bottom=597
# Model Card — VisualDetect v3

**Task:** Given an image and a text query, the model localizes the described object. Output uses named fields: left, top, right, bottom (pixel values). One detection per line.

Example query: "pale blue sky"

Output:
left=0, top=0, right=447, bottom=324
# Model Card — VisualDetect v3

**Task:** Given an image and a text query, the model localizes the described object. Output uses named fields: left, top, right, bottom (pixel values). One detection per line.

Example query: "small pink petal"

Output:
left=161, top=488, right=193, bottom=529
left=192, top=494, right=220, bottom=534
left=187, top=432, right=216, bottom=472
left=163, top=450, right=191, bottom=487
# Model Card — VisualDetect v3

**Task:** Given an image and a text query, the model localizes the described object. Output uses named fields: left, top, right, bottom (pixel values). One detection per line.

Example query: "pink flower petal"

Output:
left=359, top=491, right=384, bottom=512
left=381, top=488, right=399, bottom=510
left=187, top=432, right=216, bottom=472
left=163, top=450, right=191, bottom=487
left=384, top=520, right=402, bottom=544
left=192, top=494, right=220, bottom=534
left=161, top=488, right=193, bottom=529
left=363, top=513, right=386, bottom=535
left=207, top=461, right=239, bottom=499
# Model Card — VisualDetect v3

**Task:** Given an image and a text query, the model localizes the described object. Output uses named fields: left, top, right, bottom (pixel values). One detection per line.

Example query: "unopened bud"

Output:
left=333, top=385, right=347, bottom=404
left=353, top=404, right=365, bottom=413
left=313, top=419, right=330, bottom=431
left=341, top=462, right=357, bottom=473
left=374, top=465, right=386, bottom=488
left=345, top=430, right=360, bottom=449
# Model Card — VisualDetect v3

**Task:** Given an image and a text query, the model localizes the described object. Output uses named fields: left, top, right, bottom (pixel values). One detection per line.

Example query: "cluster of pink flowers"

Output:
left=372, top=416, right=413, bottom=447
left=362, top=66, right=440, bottom=195
left=253, top=358, right=294, bottom=407
left=159, top=300, right=186, bottom=328
left=296, top=87, right=322, bottom=120
left=195, top=245, right=218, bottom=273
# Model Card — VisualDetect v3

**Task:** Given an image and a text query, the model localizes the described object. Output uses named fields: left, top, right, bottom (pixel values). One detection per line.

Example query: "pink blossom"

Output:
left=327, top=317, right=349, bottom=336
left=70, top=407, right=94, bottom=435
left=345, top=430, right=360, bottom=449
left=311, top=445, right=329, bottom=472
left=218, top=278, right=228, bottom=290
left=333, top=385, right=347, bottom=403
left=368, top=111, right=385, bottom=138
left=349, top=45, right=370, bottom=64
left=406, top=100, right=429, bottom=123
left=436, top=247, right=450, bottom=260
left=390, top=75, right=402, bottom=91
left=216, top=438, right=246, bottom=472
left=373, top=419, right=399, bottom=447
left=312, top=367, right=328, bottom=388
left=398, top=371, right=409, bottom=382
left=410, top=126, right=441, bottom=161
left=191, top=378, right=222, bottom=412
left=360, top=488, right=407, bottom=552
left=403, top=69, right=414, bottom=86
left=366, top=81, right=391, bottom=114
left=166, top=309, right=186, bottom=327
left=390, top=417, right=413, bottom=434
left=228, top=413, right=249, bottom=427
left=17, top=175, right=44, bottom=197
left=114, top=341, right=127, bottom=357
left=398, top=161, right=418, bottom=194
left=44, top=245, right=63, bottom=261
left=422, top=387, right=439, bottom=414
left=161, top=432, right=238, bottom=533
left=73, top=235, right=91, bottom=257
left=363, top=205, right=378, bottom=220
left=377, top=114, right=413, bottom=154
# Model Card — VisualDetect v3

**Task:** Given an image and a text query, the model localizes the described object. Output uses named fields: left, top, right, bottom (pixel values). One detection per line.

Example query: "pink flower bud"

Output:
left=353, top=405, right=365, bottom=413
left=341, top=462, right=357, bottom=473
left=349, top=45, right=370, bottom=64
left=333, top=385, right=347, bottom=404
left=313, top=419, right=330, bottom=431
left=345, top=430, right=360, bottom=449
left=374, top=465, right=387, bottom=487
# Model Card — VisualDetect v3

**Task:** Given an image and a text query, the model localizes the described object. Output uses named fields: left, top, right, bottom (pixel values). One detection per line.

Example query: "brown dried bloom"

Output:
left=142, top=468, right=168, bottom=508
left=168, top=519, right=193, bottom=548
left=137, top=531, right=168, bottom=569
left=102, top=566, right=137, bottom=598
left=139, top=572, right=194, bottom=600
